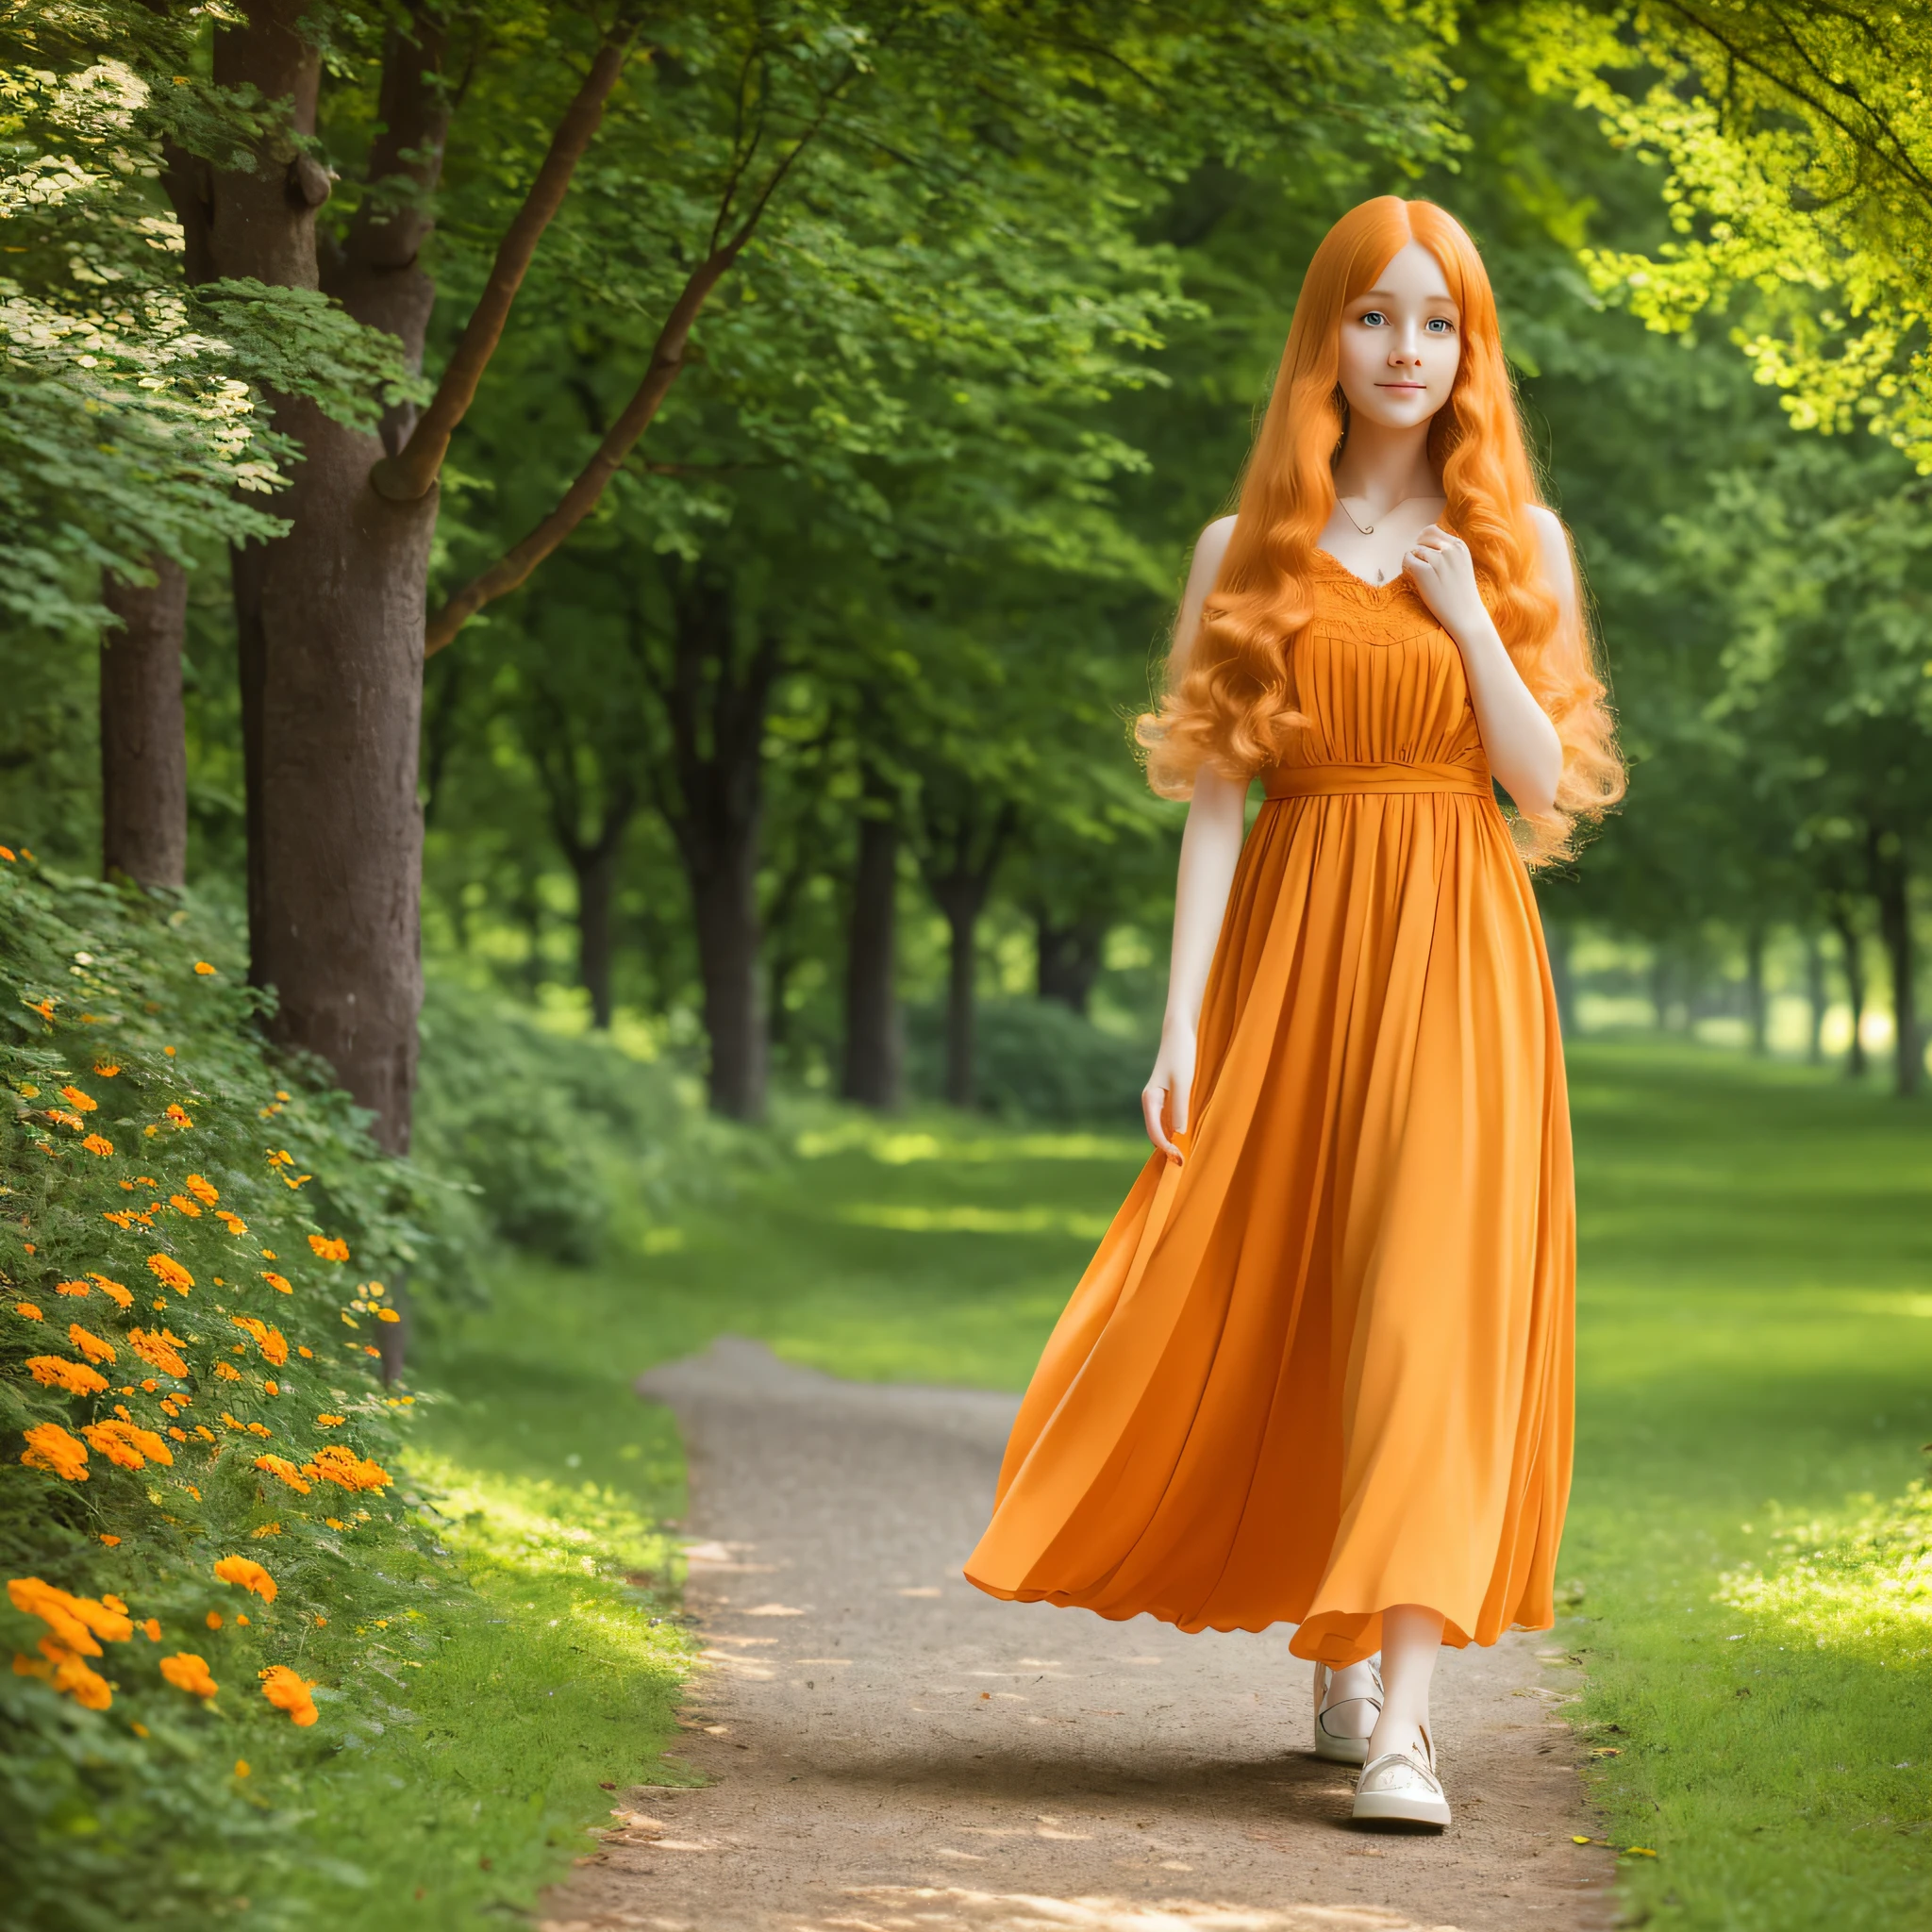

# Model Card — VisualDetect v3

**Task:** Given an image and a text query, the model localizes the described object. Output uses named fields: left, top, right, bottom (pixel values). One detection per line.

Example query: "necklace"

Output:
left=1338, top=494, right=1379, bottom=536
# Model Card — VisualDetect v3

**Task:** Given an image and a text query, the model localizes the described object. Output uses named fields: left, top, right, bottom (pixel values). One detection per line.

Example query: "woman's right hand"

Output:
left=1142, top=1023, right=1197, bottom=1162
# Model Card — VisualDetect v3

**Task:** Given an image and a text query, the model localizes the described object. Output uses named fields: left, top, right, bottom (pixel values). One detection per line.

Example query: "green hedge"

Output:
left=0, top=854, right=473, bottom=1931
left=908, top=997, right=1152, bottom=1123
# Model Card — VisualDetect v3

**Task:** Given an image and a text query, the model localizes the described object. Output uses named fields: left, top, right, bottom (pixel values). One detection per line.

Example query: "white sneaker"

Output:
left=1352, top=1722, right=1451, bottom=1828
left=1312, top=1659, right=1384, bottom=1766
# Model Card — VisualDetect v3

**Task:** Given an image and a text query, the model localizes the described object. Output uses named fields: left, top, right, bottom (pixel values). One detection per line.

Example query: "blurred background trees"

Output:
left=8, top=0, right=1932, bottom=1133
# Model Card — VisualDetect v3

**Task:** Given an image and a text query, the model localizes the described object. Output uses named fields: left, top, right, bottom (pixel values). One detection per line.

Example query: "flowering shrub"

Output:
left=0, top=856, right=468, bottom=1928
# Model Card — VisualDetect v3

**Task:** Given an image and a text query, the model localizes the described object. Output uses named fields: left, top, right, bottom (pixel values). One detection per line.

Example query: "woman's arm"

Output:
left=1142, top=517, right=1245, bottom=1160
left=1403, top=513, right=1567, bottom=818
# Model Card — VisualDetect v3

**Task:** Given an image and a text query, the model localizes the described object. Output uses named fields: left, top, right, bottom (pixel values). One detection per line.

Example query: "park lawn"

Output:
left=409, top=1038, right=1932, bottom=1930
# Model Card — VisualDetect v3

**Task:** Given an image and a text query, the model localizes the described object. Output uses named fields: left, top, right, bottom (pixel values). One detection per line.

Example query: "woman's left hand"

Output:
left=1402, top=525, right=1490, bottom=641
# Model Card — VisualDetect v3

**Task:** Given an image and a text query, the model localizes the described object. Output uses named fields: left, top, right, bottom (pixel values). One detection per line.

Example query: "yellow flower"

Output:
left=20, top=1424, right=89, bottom=1480
left=213, top=1555, right=277, bottom=1603
left=235, top=1759, right=250, bottom=1777
left=25, top=1356, right=110, bottom=1397
left=192, top=961, right=217, bottom=976
left=68, top=1324, right=115, bottom=1366
left=146, top=1255, right=193, bottom=1295
left=308, top=1235, right=350, bottom=1262
left=58, top=1086, right=97, bottom=1113
left=375, top=1307, right=401, bottom=1324
left=159, top=1652, right=218, bottom=1698
left=81, top=1134, right=113, bottom=1158
left=258, top=1664, right=318, bottom=1726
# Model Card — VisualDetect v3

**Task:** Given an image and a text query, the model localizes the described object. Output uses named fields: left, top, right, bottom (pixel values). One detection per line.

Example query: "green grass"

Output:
left=381, top=1041, right=1932, bottom=1929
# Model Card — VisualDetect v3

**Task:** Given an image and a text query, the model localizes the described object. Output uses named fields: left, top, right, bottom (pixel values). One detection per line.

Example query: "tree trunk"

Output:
left=640, top=573, right=779, bottom=1121
left=1036, top=913, right=1104, bottom=1017
left=1743, top=925, right=1768, bottom=1055
left=99, top=559, right=188, bottom=889
left=1803, top=928, right=1826, bottom=1065
left=573, top=840, right=621, bottom=1030
left=1870, top=827, right=1918, bottom=1098
left=164, top=2, right=451, bottom=1156
left=841, top=783, right=902, bottom=1108
left=935, top=883, right=987, bottom=1109
left=1830, top=897, right=1868, bottom=1078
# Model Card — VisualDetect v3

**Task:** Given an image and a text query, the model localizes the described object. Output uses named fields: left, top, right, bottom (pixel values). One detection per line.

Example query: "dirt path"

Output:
left=543, top=1338, right=1617, bottom=1932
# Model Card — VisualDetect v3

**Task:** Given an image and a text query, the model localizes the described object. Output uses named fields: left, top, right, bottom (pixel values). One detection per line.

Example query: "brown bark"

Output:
left=194, top=1, right=439, bottom=1154
left=1870, top=825, right=1919, bottom=1098
left=371, top=33, right=633, bottom=496
left=1036, top=912, right=1104, bottom=1018
left=841, top=776, right=902, bottom=1108
left=99, top=559, right=188, bottom=890
left=919, top=798, right=1016, bottom=1111
left=636, top=572, right=780, bottom=1120
left=532, top=749, right=636, bottom=1031
left=1829, top=895, right=1868, bottom=1078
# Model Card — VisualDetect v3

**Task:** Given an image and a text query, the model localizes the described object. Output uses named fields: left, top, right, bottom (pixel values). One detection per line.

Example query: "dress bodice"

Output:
left=1272, top=551, right=1490, bottom=777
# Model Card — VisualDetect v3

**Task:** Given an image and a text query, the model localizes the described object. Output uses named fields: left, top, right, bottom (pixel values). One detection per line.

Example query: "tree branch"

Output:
left=371, top=32, right=637, bottom=503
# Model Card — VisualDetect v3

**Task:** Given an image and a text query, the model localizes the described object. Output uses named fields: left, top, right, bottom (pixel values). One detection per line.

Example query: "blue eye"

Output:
left=1359, top=310, right=1387, bottom=326
left=1425, top=318, right=1453, bottom=333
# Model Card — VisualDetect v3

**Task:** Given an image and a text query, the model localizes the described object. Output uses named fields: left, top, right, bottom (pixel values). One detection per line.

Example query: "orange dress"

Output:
left=964, top=551, right=1574, bottom=1667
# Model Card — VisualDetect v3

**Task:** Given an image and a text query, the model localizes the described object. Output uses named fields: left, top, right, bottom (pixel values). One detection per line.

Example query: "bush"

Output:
left=908, top=997, right=1151, bottom=1123
left=413, top=979, right=686, bottom=1266
left=0, top=854, right=463, bottom=1931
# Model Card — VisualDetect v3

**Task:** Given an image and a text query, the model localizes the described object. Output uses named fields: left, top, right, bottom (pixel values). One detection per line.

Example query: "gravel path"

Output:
left=543, top=1337, right=1617, bottom=1932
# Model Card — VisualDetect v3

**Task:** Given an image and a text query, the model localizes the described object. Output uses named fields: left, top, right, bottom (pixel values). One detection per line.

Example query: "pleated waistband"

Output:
left=1262, top=760, right=1493, bottom=801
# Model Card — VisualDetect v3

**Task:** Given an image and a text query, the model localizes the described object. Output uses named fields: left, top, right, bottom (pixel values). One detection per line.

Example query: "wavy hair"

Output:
left=1137, top=196, right=1623, bottom=864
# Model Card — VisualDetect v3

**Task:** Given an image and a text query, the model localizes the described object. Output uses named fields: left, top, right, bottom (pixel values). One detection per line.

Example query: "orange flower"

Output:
left=375, top=1307, right=401, bottom=1324
left=58, top=1086, right=97, bottom=1113
left=246, top=1422, right=271, bottom=1439
left=184, top=1174, right=219, bottom=1206
left=139, top=1618, right=159, bottom=1641
left=193, top=1425, right=216, bottom=1441
left=126, top=1328, right=189, bottom=1378
left=68, top=1324, right=116, bottom=1366
left=159, top=1652, right=218, bottom=1698
left=8, top=1577, right=133, bottom=1653
left=99, top=1534, right=121, bottom=1547
left=164, top=1105, right=192, bottom=1127
left=93, top=1064, right=119, bottom=1077
left=258, top=1664, right=318, bottom=1726
left=81, top=1421, right=174, bottom=1471
left=205, top=1609, right=222, bottom=1630
left=308, top=1235, right=350, bottom=1262
left=146, top=1255, right=193, bottom=1295
left=88, top=1274, right=132, bottom=1309
left=192, top=961, right=217, bottom=976
left=250, top=1523, right=282, bottom=1539
left=102, top=1209, right=136, bottom=1229
left=30, top=1641, right=113, bottom=1709
left=260, top=1273, right=291, bottom=1295
left=213, top=1361, right=242, bottom=1381
left=46, top=1108, right=85, bottom=1130
left=279, top=1173, right=312, bottom=1190
left=215, top=1211, right=247, bottom=1236
left=167, top=1194, right=201, bottom=1219
left=315, top=1414, right=346, bottom=1427
left=54, top=1280, right=89, bottom=1298
left=13, top=1302, right=42, bottom=1322
left=303, top=1445, right=393, bottom=1494
left=297, top=1346, right=313, bottom=1359
left=213, top=1556, right=277, bottom=1604
left=20, top=1424, right=89, bottom=1480
left=81, top=1135, right=113, bottom=1158
left=230, top=1315, right=289, bottom=1366
left=253, top=1455, right=311, bottom=1494
left=25, top=1356, right=110, bottom=1397
left=266, top=1149, right=292, bottom=1168
left=262, top=1379, right=278, bottom=1397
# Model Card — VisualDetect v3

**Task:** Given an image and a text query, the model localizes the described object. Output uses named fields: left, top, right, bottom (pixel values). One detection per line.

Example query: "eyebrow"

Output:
left=1353, top=289, right=1458, bottom=306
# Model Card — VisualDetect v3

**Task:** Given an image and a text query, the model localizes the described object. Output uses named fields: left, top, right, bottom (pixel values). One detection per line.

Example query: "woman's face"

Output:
left=1335, top=241, right=1461, bottom=433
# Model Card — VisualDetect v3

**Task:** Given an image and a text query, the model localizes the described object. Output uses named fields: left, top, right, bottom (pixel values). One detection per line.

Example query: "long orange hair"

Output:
left=1138, top=196, right=1623, bottom=864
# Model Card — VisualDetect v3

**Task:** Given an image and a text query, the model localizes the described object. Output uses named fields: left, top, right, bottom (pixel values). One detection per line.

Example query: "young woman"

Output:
left=964, top=197, right=1623, bottom=1829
